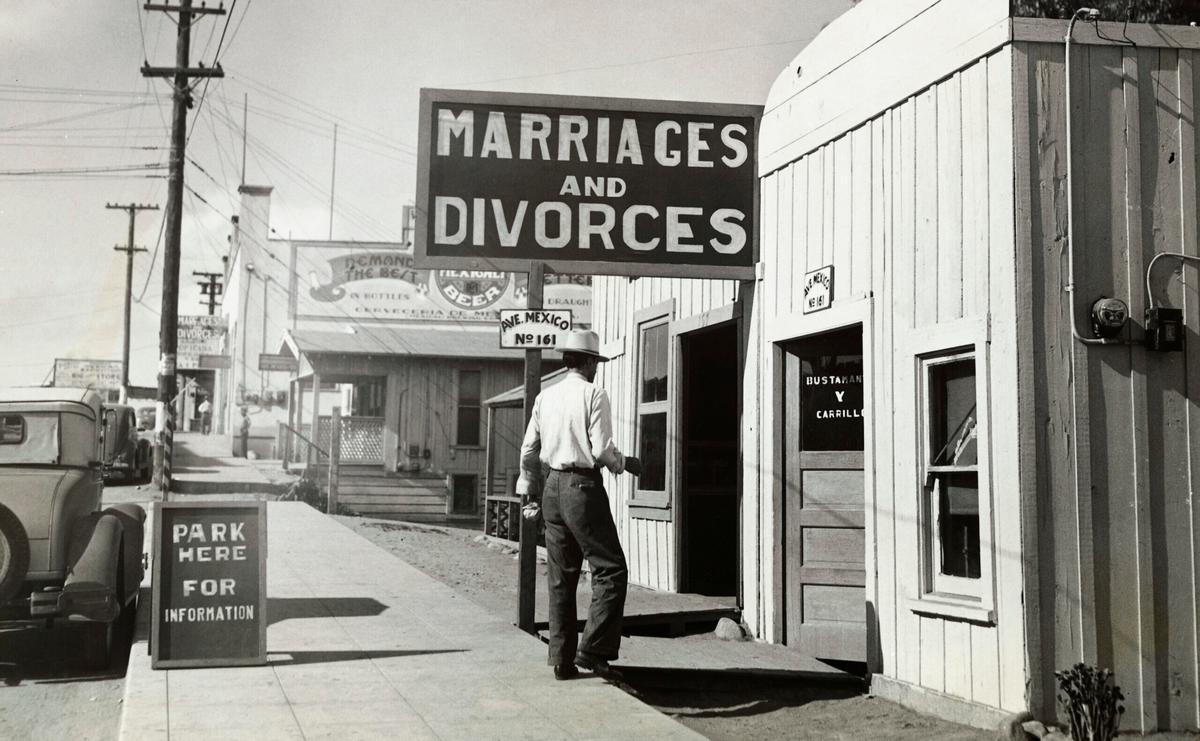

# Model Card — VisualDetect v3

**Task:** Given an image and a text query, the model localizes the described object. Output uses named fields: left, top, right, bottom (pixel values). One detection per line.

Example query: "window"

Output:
left=920, top=349, right=982, bottom=599
left=0, top=415, right=25, bottom=444
left=450, top=474, right=479, bottom=515
left=634, top=316, right=670, bottom=505
left=451, top=472, right=477, bottom=513
left=455, top=370, right=482, bottom=446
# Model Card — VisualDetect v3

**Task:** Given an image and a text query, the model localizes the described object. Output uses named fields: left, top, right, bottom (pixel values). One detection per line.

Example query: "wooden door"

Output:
left=783, top=326, right=866, bottom=662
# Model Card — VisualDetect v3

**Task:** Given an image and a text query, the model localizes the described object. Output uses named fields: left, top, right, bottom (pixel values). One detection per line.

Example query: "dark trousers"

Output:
left=542, top=469, right=628, bottom=666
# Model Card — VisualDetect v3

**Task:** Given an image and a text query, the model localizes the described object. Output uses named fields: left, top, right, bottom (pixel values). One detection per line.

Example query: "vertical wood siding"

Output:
left=1016, top=40, right=1200, bottom=731
left=761, top=48, right=1025, bottom=711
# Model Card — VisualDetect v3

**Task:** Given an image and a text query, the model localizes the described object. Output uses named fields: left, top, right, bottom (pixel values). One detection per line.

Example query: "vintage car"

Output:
left=102, top=404, right=153, bottom=483
left=0, top=387, right=146, bottom=667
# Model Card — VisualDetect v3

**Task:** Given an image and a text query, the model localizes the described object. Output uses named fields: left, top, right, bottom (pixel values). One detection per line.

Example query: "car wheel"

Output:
left=0, top=503, right=30, bottom=605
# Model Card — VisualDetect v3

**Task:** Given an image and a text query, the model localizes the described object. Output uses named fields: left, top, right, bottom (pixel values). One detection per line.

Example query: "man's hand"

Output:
left=624, top=456, right=643, bottom=476
left=522, top=502, right=542, bottom=521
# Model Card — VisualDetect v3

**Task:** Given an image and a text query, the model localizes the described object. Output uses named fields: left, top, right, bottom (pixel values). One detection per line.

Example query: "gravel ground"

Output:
left=340, top=514, right=1001, bottom=741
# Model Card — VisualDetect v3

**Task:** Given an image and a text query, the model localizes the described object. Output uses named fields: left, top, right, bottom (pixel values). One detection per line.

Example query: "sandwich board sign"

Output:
left=499, top=309, right=572, bottom=349
left=150, top=501, right=267, bottom=668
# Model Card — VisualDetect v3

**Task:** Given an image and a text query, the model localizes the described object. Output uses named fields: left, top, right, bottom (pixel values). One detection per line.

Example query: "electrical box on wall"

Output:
left=1145, top=307, right=1184, bottom=352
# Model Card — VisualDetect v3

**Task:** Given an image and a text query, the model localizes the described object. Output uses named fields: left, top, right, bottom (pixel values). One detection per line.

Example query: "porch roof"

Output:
left=286, top=326, right=524, bottom=361
left=484, top=367, right=570, bottom=409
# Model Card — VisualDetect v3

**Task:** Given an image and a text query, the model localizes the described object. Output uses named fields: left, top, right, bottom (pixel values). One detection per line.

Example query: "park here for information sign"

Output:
left=415, top=89, right=760, bottom=280
left=151, top=501, right=266, bottom=669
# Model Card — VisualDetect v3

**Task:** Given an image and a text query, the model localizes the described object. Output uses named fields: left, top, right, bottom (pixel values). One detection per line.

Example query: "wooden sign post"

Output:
left=150, top=501, right=267, bottom=668
left=517, top=262, right=543, bottom=634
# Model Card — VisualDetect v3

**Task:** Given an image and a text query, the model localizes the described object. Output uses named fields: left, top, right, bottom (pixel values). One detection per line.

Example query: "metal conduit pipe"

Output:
left=1064, top=7, right=1117, bottom=345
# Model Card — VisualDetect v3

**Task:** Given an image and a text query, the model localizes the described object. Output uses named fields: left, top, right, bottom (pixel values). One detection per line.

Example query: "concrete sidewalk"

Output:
left=170, top=432, right=294, bottom=496
left=119, top=502, right=702, bottom=740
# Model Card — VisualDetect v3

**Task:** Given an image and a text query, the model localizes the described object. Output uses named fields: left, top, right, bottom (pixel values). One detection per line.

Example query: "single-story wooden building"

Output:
left=590, top=0, right=1200, bottom=731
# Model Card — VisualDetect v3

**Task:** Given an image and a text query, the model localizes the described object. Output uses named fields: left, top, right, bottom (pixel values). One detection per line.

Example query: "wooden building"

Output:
left=591, top=0, right=1200, bottom=731
left=222, top=185, right=539, bottom=519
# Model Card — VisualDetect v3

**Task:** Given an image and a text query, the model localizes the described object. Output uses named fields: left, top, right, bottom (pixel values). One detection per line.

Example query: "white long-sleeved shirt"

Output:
left=515, top=369, right=625, bottom=496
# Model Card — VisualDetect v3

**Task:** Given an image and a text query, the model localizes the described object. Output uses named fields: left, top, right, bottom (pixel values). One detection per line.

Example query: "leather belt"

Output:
left=551, top=465, right=600, bottom=476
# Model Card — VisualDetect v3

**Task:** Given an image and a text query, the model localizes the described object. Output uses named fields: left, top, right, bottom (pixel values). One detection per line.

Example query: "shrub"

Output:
left=1055, top=663, right=1125, bottom=741
left=1011, top=0, right=1200, bottom=24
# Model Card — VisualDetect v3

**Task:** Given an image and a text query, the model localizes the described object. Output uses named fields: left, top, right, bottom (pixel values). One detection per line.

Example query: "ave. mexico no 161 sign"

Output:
left=499, top=309, right=572, bottom=349
left=415, top=89, right=760, bottom=280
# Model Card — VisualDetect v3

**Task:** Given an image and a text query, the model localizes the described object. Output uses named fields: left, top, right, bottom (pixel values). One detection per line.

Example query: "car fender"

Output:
left=103, top=503, right=146, bottom=602
left=61, top=512, right=125, bottom=622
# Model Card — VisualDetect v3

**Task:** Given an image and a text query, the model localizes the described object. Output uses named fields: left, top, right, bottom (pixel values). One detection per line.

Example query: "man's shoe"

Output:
left=574, top=654, right=616, bottom=678
left=553, top=663, right=579, bottom=680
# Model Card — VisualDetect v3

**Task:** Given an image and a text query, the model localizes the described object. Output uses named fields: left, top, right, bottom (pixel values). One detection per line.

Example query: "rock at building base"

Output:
left=996, top=711, right=1033, bottom=741
left=714, top=617, right=747, bottom=641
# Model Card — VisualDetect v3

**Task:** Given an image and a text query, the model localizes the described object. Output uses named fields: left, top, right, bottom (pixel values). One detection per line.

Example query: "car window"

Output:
left=1, top=415, right=25, bottom=444
left=0, top=412, right=59, bottom=465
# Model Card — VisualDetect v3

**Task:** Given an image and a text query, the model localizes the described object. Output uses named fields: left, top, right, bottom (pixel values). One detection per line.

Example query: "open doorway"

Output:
left=678, top=322, right=740, bottom=597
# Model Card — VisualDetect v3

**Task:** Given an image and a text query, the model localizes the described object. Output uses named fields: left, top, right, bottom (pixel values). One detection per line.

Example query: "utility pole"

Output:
left=142, top=0, right=225, bottom=493
left=107, top=202, right=158, bottom=399
left=193, top=270, right=223, bottom=315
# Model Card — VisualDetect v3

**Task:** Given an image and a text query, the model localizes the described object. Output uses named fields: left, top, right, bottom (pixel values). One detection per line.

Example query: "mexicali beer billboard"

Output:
left=415, top=89, right=760, bottom=279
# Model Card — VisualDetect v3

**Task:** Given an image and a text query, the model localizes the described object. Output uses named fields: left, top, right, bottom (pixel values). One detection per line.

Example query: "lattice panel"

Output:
left=338, top=416, right=385, bottom=464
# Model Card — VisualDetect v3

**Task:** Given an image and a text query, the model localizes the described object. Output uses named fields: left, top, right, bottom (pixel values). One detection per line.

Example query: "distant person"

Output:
left=517, top=329, right=641, bottom=681
left=198, top=397, right=212, bottom=435
left=239, top=406, right=251, bottom=458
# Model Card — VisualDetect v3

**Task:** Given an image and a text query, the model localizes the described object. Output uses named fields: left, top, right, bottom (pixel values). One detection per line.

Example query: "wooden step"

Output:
left=340, top=493, right=446, bottom=506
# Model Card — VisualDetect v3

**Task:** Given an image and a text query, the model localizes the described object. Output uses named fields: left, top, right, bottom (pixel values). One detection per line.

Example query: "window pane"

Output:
left=451, top=474, right=478, bottom=514
left=459, top=371, right=481, bottom=405
left=0, top=415, right=24, bottom=444
left=638, top=412, right=667, bottom=490
left=929, top=358, right=977, bottom=467
left=456, top=407, right=481, bottom=446
left=937, top=472, right=980, bottom=579
left=799, top=352, right=864, bottom=451
left=640, top=323, right=668, bottom=403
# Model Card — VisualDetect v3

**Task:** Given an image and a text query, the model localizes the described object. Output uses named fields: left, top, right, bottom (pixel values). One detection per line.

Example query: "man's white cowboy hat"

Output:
left=557, top=329, right=609, bottom=362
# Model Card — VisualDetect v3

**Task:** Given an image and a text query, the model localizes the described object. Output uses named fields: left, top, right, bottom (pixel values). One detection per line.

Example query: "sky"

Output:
left=0, top=0, right=854, bottom=388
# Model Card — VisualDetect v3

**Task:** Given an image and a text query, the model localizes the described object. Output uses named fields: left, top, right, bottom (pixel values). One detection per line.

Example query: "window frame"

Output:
left=452, top=368, right=483, bottom=448
left=630, top=300, right=674, bottom=510
left=903, top=318, right=995, bottom=624
left=920, top=348, right=981, bottom=597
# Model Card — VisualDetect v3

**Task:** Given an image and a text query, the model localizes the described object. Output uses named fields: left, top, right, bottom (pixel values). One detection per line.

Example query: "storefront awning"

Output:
left=286, top=326, right=524, bottom=361
left=484, top=367, right=569, bottom=409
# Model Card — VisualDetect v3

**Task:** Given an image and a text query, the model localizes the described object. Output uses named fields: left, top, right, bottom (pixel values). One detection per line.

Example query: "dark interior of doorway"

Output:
left=679, top=322, right=739, bottom=597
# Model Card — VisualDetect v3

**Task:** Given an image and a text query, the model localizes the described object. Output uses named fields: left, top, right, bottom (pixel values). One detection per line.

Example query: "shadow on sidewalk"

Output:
left=267, top=649, right=468, bottom=666
left=268, top=596, right=389, bottom=625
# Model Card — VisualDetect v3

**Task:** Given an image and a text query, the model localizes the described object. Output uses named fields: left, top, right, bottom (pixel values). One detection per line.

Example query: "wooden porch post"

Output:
left=484, top=405, right=496, bottom=537
left=294, top=377, right=305, bottom=466
left=518, top=262, right=543, bottom=634
left=328, top=406, right=341, bottom=514
left=308, top=371, right=321, bottom=469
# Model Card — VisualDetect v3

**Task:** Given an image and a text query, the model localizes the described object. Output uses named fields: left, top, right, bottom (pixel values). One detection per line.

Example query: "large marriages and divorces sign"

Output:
left=151, top=501, right=266, bottom=668
left=415, top=89, right=760, bottom=280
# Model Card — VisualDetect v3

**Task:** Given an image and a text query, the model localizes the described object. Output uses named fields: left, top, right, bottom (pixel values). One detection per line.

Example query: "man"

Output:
left=197, top=397, right=212, bottom=435
left=238, top=406, right=251, bottom=457
left=517, top=329, right=641, bottom=681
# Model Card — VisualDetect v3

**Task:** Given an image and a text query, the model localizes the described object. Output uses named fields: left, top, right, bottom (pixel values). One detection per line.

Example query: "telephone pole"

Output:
left=142, top=0, right=225, bottom=492
left=193, top=270, right=223, bottom=315
left=107, top=202, right=159, bottom=396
